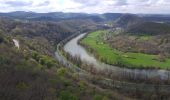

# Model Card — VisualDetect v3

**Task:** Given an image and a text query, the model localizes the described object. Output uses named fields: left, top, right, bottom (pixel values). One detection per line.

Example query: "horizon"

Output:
left=1, top=11, right=170, bottom=15
left=0, top=0, right=170, bottom=14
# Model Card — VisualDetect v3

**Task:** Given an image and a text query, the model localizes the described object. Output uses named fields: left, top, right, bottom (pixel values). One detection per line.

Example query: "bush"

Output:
left=16, top=82, right=30, bottom=90
left=0, top=37, right=3, bottom=43
left=94, top=94, right=103, bottom=100
left=0, top=56, right=8, bottom=65
left=59, top=91, right=78, bottom=100
left=79, top=81, right=86, bottom=90
left=57, top=68, right=68, bottom=77
left=0, top=33, right=4, bottom=43
left=32, top=51, right=57, bottom=68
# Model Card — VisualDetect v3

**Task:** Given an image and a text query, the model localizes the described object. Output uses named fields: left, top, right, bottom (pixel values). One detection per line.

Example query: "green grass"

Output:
left=138, top=35, right=152, bottom=41
left=81, top=30, right=170, bottom=69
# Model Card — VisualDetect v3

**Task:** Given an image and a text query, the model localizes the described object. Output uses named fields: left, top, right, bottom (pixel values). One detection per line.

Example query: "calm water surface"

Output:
left=64, top=33, right=170, bottom=80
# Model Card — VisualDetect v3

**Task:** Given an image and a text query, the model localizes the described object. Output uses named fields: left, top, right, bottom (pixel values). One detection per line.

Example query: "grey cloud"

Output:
left=0, top=0, right=170, bottom=14
left=114, top=0, right=127, bottom=6
left=127, top=0, right=150, bottom=3
left=72, top=0, right=99, bottom=6
left=135, top=0, right=149, bottom=2
left=164, top=0, right=170, bottom=2
left=37, top=1, right=50, bottom=6
left=73, top=0, right=128, bottom=8
left=5, top=1, right=33, bottom=7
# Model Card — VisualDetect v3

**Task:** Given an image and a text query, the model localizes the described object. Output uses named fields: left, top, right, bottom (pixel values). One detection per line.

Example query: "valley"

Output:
left=1, top=11, right=170, bottom=100
left=80, top=30, right=170, bottom=69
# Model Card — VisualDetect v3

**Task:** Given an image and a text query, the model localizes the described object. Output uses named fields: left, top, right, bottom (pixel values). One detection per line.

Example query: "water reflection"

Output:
left=64, top=33, right=170, bottom=81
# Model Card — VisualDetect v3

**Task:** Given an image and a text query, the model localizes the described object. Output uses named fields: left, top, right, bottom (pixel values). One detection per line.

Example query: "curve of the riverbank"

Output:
left=64, top=33, right=170, bottom=81
left=55, top=32, right=170, bottom=93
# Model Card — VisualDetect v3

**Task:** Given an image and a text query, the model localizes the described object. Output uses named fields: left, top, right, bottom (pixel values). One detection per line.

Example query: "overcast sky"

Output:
left=0, top=0, right=170, bottom=14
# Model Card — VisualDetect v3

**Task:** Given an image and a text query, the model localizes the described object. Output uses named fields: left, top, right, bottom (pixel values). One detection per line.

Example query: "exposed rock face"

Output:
left=13, top=39, right=19, bottom=49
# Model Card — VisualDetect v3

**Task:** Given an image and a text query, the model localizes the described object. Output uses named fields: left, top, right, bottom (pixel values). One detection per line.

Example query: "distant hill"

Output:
left=114, top=14, right=170, bottom=35
left=126, top=21, right=170, bottom=35
left=0, top=11, right=91, bottom=21
left=1, top=11, right=170, bottom=36
left=101, top=13, right=122, bottom=21
left=1, top=11, right=170, bottom=23
left=0, top=17, right=101, bottom=46
left=139, top=14, right=170, bottom=23
left=114, top=14, right=145, bottom=29
left=0, top=11, right=123, bottom=22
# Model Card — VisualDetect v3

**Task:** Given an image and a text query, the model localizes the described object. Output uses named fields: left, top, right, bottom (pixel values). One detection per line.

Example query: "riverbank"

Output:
left=56, top=32, right=170, bottom=99
left=63, top=32, right=170, bottom=84
left=80, top=30, right=170, bottom=69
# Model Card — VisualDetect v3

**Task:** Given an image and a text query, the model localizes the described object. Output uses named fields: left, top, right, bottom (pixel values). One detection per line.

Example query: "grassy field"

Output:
left=81, top=30, right=170, bottom=69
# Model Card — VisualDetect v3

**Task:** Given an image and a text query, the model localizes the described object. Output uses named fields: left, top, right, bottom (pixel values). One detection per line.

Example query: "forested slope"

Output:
left=0, top=18, right=117, bottom=100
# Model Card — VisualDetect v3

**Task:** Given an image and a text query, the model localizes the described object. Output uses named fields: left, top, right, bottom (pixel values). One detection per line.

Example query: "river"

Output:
left=64, top=33, right=170, bottom=81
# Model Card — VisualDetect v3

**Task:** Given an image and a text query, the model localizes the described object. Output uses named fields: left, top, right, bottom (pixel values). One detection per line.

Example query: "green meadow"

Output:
left=81, top=30, right=170, bottom=69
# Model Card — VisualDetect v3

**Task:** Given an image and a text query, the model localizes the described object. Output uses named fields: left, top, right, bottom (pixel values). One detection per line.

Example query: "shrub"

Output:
left=0, top=36, right=3, bottom=43
left=94, top=94, right=103, bottom=100
left=79, top=81, right=86, bottom=90
left=16, top=82, right=30, bottom=90
left=57, top=67, right=68, bottom=77
left=59, top=91, right=78, bottom=100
